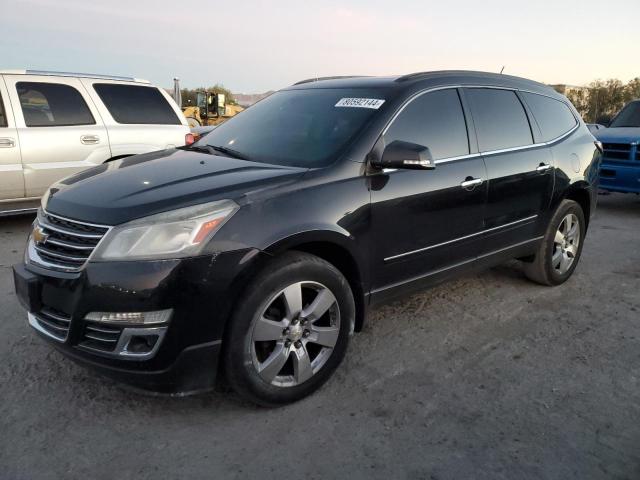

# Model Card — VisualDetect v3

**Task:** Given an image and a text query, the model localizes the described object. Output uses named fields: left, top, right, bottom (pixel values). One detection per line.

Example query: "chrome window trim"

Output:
left=379, top=84, right=581, bottom=167
left=384, top=214, right=538, bottom=262
left=518, top=90, right=580, bottom=143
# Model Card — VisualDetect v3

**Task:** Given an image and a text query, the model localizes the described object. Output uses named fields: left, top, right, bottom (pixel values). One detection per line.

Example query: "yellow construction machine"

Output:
left=182, top=91, right=243, bottom=127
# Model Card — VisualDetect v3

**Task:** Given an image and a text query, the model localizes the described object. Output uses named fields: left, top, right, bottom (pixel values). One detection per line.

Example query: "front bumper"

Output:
left=599, top=162, right=640, bottom=193
left=13, top=248, right=266, bottom=394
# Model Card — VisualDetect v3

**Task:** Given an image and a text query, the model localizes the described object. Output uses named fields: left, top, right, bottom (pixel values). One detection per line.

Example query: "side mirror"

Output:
left=374, top=140, right=435, bottom=170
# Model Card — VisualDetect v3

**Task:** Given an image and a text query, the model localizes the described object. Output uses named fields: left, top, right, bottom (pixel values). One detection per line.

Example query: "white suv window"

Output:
left=17, top=82, right=95, bottom=127
left=0, top=92, right=7, bottom=127
left=93, top=84, right=181, bottom=125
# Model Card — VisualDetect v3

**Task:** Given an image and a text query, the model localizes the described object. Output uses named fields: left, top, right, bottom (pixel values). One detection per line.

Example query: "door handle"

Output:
left=536, top=163, right=552, bottom=172
left=460, top=177, right=483, bottom=189
left=0, top=137, right=16, bottom=148
left=80, top=135, right=100, bottom=145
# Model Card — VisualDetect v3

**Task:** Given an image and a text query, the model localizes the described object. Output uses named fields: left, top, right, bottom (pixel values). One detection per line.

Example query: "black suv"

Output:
left=13, top=71, right=600, bottom=406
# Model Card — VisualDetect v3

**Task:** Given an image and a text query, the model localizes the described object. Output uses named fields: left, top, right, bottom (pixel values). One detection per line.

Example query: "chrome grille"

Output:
left=33, top=308, right=72, bottom=341
left=30, top=210, right=111, bottom=271
left=79, top=322, right=123, bottom=353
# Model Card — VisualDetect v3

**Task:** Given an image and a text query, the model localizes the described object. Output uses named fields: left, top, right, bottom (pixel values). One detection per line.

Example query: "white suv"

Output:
left=0, top=70, right=190, bottom=215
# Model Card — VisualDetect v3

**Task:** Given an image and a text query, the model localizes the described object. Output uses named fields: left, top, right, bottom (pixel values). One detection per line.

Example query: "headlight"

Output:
left=92, top=199, right=239, bottom=261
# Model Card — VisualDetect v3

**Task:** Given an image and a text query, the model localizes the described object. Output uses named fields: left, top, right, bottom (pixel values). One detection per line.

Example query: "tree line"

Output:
left=175, top=79, right=640, bottom=124
left=556, top=78, right=640, bottom=124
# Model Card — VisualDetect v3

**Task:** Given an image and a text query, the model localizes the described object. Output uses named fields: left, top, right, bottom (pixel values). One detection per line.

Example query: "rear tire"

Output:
left=523, top=199, right=586, bottom=286
left=223, top=251, right=355, bottom=407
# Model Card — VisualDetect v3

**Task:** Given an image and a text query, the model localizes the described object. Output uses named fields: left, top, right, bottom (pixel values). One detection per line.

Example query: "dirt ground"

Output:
left=1, top=193, right=638, bottom=480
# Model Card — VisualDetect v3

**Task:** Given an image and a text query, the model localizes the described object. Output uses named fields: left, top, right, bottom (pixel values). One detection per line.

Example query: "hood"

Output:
left=45, top=149, right=307, bottom=225
left=595, top=127, right=640, bottom=143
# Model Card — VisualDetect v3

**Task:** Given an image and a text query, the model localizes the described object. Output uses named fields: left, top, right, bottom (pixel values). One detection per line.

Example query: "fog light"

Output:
left=84, top=309, right=172, bottom=325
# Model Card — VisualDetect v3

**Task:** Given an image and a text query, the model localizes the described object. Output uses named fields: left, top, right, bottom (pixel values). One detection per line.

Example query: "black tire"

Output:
left=523, top=199, right=586, bottom=286
left=223, top=251, right=355, bottom=406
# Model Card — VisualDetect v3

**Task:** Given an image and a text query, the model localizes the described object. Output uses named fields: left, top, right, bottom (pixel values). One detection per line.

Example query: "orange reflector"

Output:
left=193, top=218, right=225, bottom=244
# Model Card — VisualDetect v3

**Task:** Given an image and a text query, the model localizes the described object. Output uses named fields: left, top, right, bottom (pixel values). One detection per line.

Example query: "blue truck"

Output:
left=595, top=100, right=640, bottom=194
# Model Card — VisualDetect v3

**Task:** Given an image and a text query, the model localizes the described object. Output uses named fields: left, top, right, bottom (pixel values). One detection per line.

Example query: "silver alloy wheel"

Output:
left=249, top=281, right=341, bottom=387
left=552, top=213, right=580, bottom=274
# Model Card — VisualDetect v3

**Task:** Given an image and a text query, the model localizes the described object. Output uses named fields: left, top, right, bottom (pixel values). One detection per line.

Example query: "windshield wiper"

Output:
left=183, top=143, right=250, bottom=160
left=207, top=144, right=250, bottom=160
left=183, top=145, right=217, bottom=155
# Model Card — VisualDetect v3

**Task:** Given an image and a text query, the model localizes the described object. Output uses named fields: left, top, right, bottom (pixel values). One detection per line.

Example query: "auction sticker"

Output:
left=335, top=98, right=385, bottom=109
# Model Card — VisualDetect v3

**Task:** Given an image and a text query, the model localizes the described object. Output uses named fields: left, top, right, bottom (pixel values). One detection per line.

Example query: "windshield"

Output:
left=609, top=101, right=640, bottom=128
left=199, top=88, right=390, bottom=167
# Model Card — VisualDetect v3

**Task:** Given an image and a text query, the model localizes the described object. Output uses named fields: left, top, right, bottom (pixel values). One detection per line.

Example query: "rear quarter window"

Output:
left=94, top=84, right=181, bottom=125
left=465, top=88, right=533, bottom=151
left=17, top=82, right=95, bottom=127
left=521, top=92, right=577, bottom=142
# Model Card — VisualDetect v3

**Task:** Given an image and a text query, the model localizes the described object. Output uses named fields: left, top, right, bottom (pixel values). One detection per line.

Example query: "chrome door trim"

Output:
left=384, top=214, right=538, bottom=262
left=374, top=236, right=545, bottom=294
left=378, top=84, right=581, bottom=168
left=24, top=160, right=100, bottom=170
left=0, top=163, right=22, bottom=171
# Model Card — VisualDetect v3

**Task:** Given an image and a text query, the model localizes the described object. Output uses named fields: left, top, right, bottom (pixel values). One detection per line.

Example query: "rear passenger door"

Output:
left=81, top=80, right=187, bottom=158
left=4, top=75, right=111, bottom=197
left=464, top=88, right=554, bottom=251
left=370, top=88, right=487, bottom=294
left=0, top=76, right=24, bottom=200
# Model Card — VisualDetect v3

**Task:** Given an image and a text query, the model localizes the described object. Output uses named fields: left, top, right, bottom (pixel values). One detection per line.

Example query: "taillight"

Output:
left=185, top=133, right=195, bottom=146
left=594, top=140, right=603, bottom=154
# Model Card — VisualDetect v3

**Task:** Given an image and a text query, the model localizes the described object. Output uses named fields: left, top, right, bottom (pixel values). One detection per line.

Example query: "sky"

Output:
left=1, top=0, right=639, bottom=93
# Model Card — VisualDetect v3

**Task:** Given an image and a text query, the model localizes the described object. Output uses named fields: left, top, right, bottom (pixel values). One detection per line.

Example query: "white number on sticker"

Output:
left=335, top=98, right=385, bottom=109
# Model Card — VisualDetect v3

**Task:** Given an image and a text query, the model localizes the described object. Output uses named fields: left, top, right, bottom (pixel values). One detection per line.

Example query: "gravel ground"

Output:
left=1, top=193, right=639, bottom=480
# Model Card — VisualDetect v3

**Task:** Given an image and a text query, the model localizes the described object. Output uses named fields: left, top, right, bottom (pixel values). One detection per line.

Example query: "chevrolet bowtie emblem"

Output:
left=33, top=225, right=49, bottom=245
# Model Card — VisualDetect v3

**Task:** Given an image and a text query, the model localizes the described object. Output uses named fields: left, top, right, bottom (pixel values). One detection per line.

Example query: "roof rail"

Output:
left=394, top=72, right=435, bottom=82
left=0, top=69, right=150, bottom=84
left=293, top=75, right=366, bottom=85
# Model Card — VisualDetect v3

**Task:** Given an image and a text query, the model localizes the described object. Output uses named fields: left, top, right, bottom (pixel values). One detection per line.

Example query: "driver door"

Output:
left=369, top=88, right=487, bottom=299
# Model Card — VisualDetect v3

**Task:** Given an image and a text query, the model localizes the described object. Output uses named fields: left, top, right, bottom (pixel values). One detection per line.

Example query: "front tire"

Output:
left=523, top=199, right=586, bottom=286
left=223, top=251, right=355, bottom=406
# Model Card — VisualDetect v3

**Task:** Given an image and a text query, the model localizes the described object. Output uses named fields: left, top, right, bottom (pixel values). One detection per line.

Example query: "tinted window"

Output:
left=17, top=82, right=95, bottom=127
left=94, top=84, right=180, bottom=124
left=521, top=92, right=577, bottom=141
left=202, top=89, right=388, bottom=167
left=0, top=92, right=6, bottom=127
left=466, top=89, right=533, bottom=151
left=609, top=101, right=640, bottom=128
left=385, top=89, right=469, bottom=159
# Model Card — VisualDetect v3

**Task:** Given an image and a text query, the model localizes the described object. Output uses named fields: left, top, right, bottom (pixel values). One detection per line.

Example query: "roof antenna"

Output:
left=499, top=66, right=505, bottom=74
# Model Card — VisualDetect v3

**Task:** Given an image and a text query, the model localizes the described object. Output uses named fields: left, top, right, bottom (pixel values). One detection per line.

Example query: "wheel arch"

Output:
left=562, top=181, right=593, bottom=229
left=264, top=231, right=368, bottom=332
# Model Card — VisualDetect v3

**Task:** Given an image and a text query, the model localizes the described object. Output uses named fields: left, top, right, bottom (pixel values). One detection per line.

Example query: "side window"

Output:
left=521, top=92, right=577, bottom=142
left=0, top=92, right=6, bottom=127
left=385, top=89, right=469, bottom=160
left=93, top=84, right=180, bottom=125
left=16, top=82, right=95, bottom=127
left=465, top=89, right=533, bottom=151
